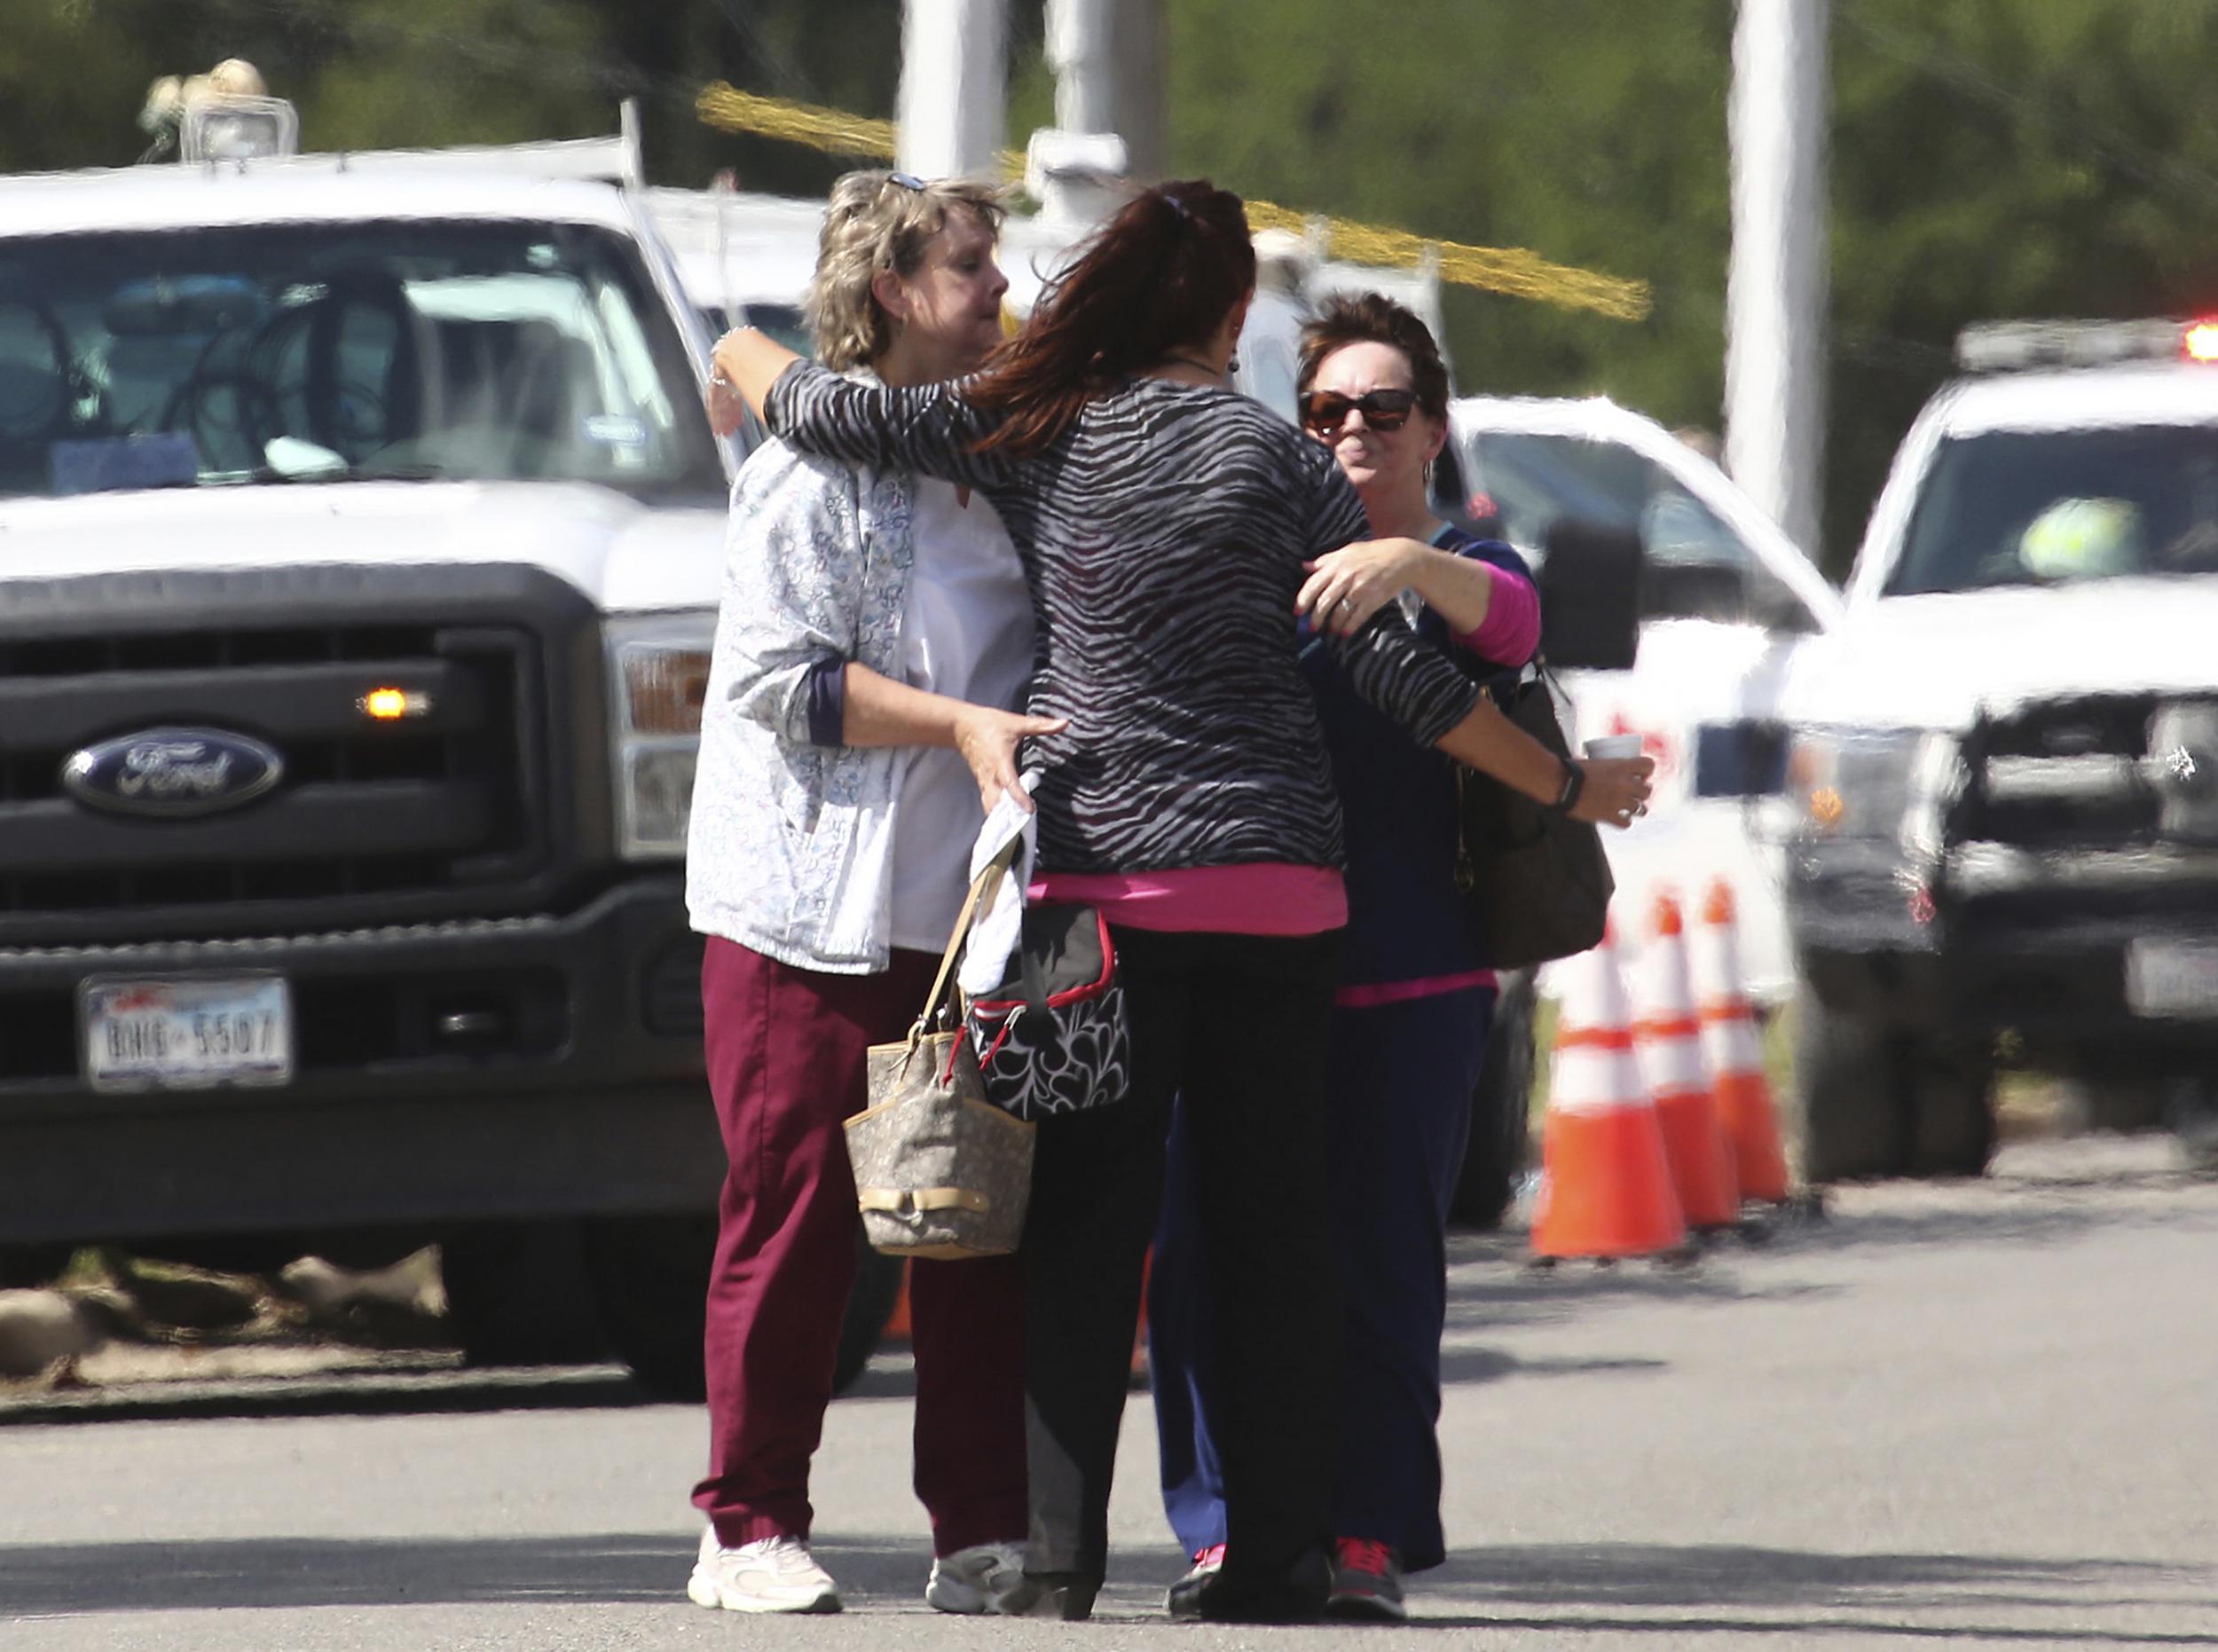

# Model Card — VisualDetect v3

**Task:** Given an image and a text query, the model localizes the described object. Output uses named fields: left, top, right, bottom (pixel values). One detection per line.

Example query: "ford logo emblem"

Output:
left=60, top=727, right=284, bottom=818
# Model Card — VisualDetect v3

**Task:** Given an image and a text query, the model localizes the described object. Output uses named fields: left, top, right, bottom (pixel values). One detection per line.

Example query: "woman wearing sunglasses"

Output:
left=1150, top=293, right=1541, bottom=1622
left=706, top=182, right=1651, bottom=1624
left=685, top=170, right=1058, bottom=1618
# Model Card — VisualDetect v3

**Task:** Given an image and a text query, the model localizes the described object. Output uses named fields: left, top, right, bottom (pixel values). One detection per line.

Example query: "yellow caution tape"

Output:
left=696, top=82, right=1650, bottom=322
left=1241, top=200, right=1649, bottom=322
left=696, top=84, right=899, bottom=164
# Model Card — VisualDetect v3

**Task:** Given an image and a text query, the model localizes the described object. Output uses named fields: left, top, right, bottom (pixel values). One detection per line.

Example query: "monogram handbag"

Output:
left=965, top=901, right=1133, bottom=1120
left=845, top=846, right=1035, bottom=1259
left=1455, top=665, right=1615, bottom=969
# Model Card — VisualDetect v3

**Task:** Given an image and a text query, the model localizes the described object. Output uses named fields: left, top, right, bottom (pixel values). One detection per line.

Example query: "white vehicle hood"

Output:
left=0, top=482, right=727, bottom=616
left=1785, top=576, right=2218, bottom=731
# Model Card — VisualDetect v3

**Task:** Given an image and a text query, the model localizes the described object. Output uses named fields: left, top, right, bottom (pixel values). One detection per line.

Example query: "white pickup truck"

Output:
left=0, top=133, right=929, bottom=1390
left=1778, top=320, right=2218, bottom=1179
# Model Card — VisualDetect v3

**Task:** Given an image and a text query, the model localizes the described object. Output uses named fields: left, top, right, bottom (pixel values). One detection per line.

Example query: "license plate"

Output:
left=80, top=976, right=294, bottom=1092
left=2123, top=941, right=2218, bottom=1019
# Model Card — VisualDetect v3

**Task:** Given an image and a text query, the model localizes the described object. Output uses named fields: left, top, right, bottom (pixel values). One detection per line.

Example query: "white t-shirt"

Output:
left=886, top=478, right=1034, bottom=953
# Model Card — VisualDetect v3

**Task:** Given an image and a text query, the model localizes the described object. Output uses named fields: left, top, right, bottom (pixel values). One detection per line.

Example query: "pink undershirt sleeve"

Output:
left=1451, top=562, right=1542, bottom=666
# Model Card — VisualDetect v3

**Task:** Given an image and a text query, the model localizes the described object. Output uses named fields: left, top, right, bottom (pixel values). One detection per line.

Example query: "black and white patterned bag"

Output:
left=965, top=903, right=1133, bottom=1120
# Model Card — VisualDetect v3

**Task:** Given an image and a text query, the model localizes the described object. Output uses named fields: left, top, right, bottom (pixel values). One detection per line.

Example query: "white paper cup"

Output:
left=1583, top=733, right=1645, bottom=760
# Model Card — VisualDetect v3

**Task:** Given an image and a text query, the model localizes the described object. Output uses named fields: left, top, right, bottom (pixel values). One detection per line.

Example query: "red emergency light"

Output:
left=2184, top=320, right=2218, bottom=363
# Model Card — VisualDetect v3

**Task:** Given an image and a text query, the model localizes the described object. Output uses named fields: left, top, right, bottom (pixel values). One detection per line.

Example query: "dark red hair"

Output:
left=963, top=180, right=1256, bottom=458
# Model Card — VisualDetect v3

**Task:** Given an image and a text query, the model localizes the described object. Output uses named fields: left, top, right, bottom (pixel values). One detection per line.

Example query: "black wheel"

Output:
left=1905, top=1041, right=1996, bottom=1177
left=1793, top=990, right=1996, bottom=1183
left=586, top=1213, right=713, bottom=1402
left=439, top=1221, right=611, bottom=1367
left=2057, top=1075, right=2172, bottom=1135
left=838, top=1239, right=905, bottom=1394
left=583, top=1215, right=904, bottom=1403
left=1791, top=987, right=1910, bottom=1183
left=1451, top=971, right=1536, bottom=1229
left=2171, top=1080, right=2218, bottom=1173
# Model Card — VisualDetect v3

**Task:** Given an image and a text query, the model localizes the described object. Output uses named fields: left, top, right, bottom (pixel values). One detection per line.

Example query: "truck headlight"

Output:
left=607, top=613, right=715, bottom=861
left=1789, top=727, right=1957, bottom=852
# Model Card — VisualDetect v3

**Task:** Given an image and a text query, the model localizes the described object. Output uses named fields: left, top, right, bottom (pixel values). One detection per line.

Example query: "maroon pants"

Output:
left=693, top=936, right=1026, bottom=1554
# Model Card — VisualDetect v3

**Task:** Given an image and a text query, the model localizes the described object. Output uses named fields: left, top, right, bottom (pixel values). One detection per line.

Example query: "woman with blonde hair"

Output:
left=708, top=179, right=1650, bottom=1622
left=683, top=170, right=1060, bottom=1617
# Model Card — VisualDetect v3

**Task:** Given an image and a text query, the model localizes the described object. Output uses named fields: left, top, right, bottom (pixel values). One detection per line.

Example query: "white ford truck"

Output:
left=0, top=131, right=906, bottom=1389
left=1779, top=320, right=2218, bottom=1178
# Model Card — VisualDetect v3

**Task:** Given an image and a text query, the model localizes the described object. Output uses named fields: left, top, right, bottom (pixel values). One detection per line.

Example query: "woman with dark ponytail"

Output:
left=709, top=179, right=1651, bottom=1624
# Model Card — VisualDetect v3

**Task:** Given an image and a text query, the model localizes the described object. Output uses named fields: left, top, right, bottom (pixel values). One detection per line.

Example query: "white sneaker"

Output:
left=924, top=1540, right=1026, bottom=1614
left=687, top=1526, right=841, bottom=1614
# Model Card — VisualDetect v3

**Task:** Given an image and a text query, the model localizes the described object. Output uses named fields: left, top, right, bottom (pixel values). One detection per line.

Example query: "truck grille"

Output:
left=1955, top=695, right=2161, bottom=849
left=0, top=564, right=600, bottom=948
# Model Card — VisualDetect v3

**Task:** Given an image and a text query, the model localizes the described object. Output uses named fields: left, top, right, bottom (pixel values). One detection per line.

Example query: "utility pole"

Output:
left=1030, top=0, right=1131, bottom=224
left=1046, top=0, right=1115, bottom=133
left=896, top=0, right=1007, bottom=180
left=1112, top=0, right=1167, bottom=181
left=1725, top=0, right=1829, bottom=556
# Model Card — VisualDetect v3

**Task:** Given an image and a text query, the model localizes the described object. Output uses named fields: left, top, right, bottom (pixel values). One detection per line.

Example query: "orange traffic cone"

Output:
left=1530, top=924, right=1688, bottom=1260
left=1692, top=880, right=1791, bottom=1204
left=1634, top=893, right=1740, bottom=1230
left=883, top=1262, right=913, bottom=1343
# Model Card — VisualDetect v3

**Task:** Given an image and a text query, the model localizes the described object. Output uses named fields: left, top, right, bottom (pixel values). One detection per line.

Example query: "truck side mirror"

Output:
left=1538, top=516, right=1643, bottom=672
left=1693, top=720, right=1791, bottom=797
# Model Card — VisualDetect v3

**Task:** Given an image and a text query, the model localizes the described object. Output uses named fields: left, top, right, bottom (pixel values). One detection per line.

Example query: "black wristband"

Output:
left=1547, top=757, right=1585, bottom=815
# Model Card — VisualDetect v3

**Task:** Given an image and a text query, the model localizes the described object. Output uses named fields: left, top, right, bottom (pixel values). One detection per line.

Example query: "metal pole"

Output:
left=1046, top=0, right=1116, bottom=133
left=897, top=0, right=1008, bottom=180
left=1725, top=0, right=1829, bottom=556
left=1111, top=0, right=1166, bottom=179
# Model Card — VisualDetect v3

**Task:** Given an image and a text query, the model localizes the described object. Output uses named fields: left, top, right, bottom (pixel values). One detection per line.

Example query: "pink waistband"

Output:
left=1029, top=863, right=1348, bottom=936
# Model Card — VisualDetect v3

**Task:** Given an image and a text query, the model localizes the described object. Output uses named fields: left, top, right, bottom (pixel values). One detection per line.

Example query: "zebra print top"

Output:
left=765, top=361, right=1483, bottom=877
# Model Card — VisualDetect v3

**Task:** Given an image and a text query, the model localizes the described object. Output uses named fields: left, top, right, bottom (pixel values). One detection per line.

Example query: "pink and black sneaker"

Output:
left=1325, top=1537, right=1406, bottom=1621
left=1164, top=1542, right=1226, bottom=1618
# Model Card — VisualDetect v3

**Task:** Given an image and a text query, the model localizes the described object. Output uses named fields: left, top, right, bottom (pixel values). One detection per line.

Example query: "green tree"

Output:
left=1159, top=1, right=1734, bottom=468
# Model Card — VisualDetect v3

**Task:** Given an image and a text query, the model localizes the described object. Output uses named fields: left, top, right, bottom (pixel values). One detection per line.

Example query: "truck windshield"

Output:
left=0, top=220, right=727, bottom=500
left=1887, top=426, right=2218, bottom=595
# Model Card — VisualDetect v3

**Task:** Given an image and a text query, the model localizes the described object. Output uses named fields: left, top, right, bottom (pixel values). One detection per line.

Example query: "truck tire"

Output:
left=2057, top=1076, right=2172, bottom=1135
left=584, top=1214, right=713, bottom=1402
left=1451, top=971, right=1536, bottom=1229
left=838, top=1241, right=906, bottom=1393
left=2171, top=1081, right=2218, bottom=1173
left=584, top=1215, right=903, bottom=1403
left=439, top=1221, right=612, bottom=1367
left=1793, top=993, right=1997, bottom=1182
left=1791, top=988, right=1910, bottom=1183
left=1905, top=1042, right=1996, bottom=1177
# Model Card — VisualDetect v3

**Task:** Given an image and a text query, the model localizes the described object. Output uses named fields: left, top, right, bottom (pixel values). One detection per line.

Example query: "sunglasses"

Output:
left=1298, top=388, right=1420, bottom=436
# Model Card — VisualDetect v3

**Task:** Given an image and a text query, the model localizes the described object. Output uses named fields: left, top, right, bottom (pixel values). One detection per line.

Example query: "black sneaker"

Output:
left=1164, top=1543, right=1226, bottom=1618
left=1195, top=1546, right=1330, bottom=1624
left=1325, top=1537, right=1407, bottom=1622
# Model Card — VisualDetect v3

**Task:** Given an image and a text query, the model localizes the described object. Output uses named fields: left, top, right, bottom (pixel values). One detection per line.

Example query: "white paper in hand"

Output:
left=959, top=769, right=1040, bottom=998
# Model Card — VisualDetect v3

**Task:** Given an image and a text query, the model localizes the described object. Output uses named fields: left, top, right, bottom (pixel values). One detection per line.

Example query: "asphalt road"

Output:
left=4, top=1134, right=2215, bottom=1650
